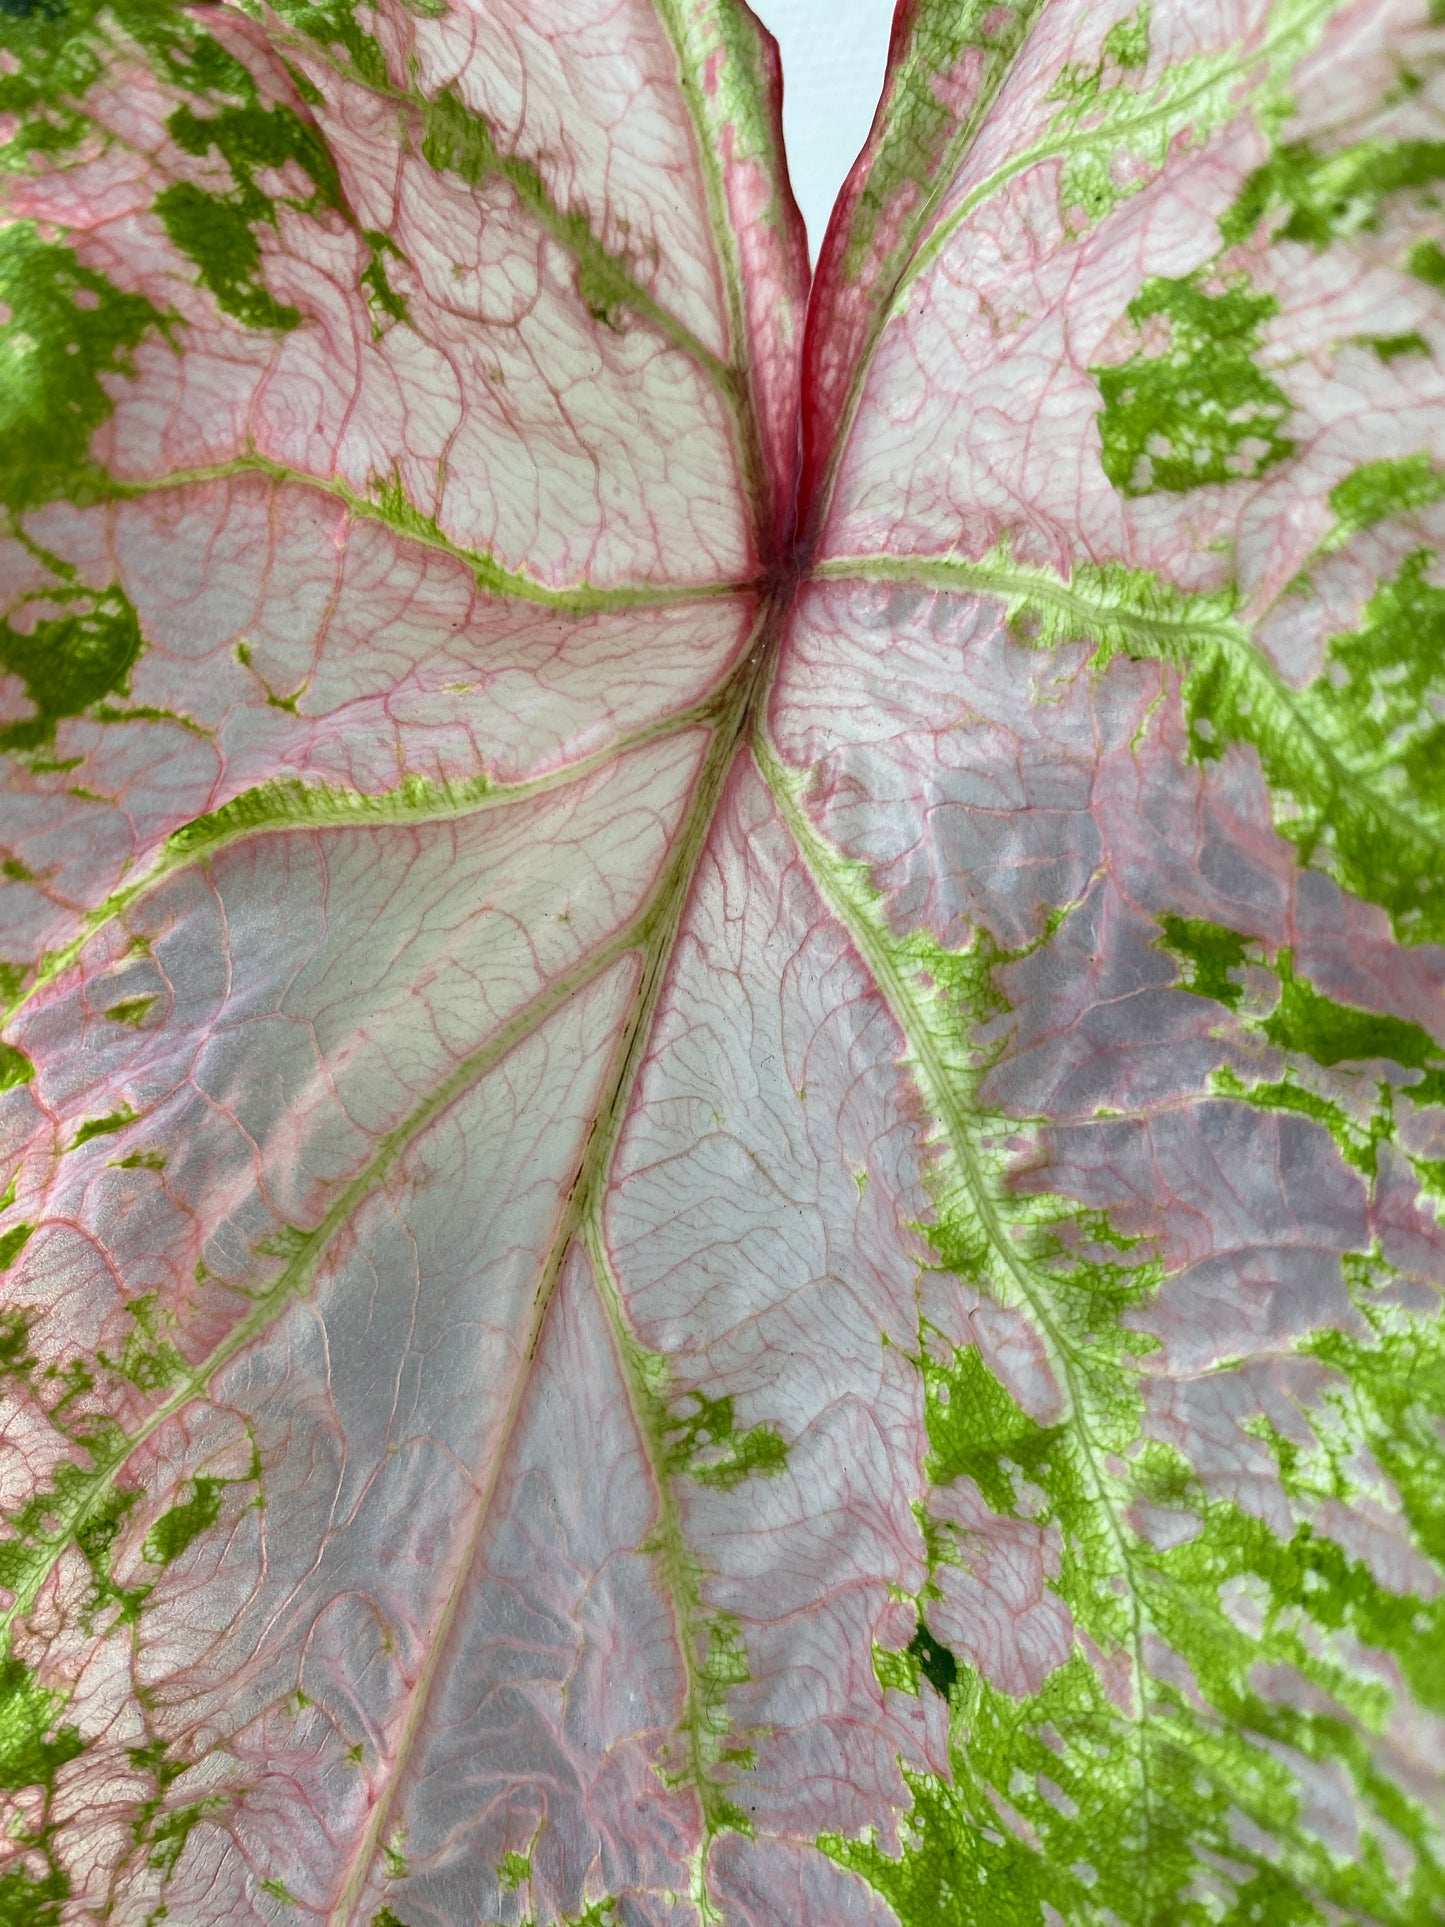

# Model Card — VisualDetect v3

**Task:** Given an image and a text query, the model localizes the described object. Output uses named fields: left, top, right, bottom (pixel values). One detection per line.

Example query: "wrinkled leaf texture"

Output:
left=0, top=0, right=1443, bottom=1920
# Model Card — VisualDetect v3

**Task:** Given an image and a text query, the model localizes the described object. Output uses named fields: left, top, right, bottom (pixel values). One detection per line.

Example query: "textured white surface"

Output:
left=751, top=0, right=895, bottom=258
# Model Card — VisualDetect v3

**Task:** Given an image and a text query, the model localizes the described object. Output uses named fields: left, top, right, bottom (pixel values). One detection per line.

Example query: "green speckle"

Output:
left=1093, top=272, right=1295, bottom=495
left=1222, top=138, right=1445, bottom=250
left=258, top=1878, right=296, bottom=1903
left=104, top=997, right=155, bottom=1029
left=381, top=1831, right=407, bottom=1881
left=0, top=1041, right=33, bottom=1091
left=144, top=1477, right=223, bottom=1566
left=0, top=586, right=147, bottom=753
left=1408, top=240, right=1445, bottom=291
left=1154, top=913, right=1253, bottom=1008
left=664, top=1391, right=787, bottom=1489
left=70, top=1106, right=138, bottom=1149
left=0, top=1224, right=31, bottom=1271
left=0, top=224, right=165, bottom=511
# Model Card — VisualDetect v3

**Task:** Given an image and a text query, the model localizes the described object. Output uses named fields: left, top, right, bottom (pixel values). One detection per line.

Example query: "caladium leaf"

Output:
left=1, top=0, right=1443, bottom=1920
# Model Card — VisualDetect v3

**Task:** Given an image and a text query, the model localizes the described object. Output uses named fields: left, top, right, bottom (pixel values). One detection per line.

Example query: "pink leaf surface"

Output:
left=2, top=0, right=1444, bottom=1922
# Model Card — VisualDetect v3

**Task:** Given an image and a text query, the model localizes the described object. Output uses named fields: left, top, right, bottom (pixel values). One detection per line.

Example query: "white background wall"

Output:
left=750, top=0, right=897, bottom=259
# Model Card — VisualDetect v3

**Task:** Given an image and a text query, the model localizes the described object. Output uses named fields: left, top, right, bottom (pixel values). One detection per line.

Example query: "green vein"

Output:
left=820, top=549, right=1445, bottom=941
left=0, top=931, right=640, bottom=1658
left=263, top=10, right=735, bottom=397
left=892, top=0, right=1341, bottom=311
left=752, top=727, right=1161, bottom=1896
left=584, top=1225, right=747, bottom=1925
left=328, top=615, right=779, bottom=1927
left=806, top=0, right=1342, bottom=547
left=0, top=686, right=733, bottom=1033
left=416, top=84, right=732, bottom=394
left=803, top=0, right=1049, bottom=548
left=114, top=457, right=760, bottom=610
left=650, top=0, right=786, bottom=539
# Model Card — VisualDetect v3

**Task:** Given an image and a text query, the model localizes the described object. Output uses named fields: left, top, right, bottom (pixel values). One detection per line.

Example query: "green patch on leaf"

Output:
left=1221, top=137, right=1445, bottom=250
left=906, top=1619, right=957, bottom=1699
left=0, top=586, right=147, bottom=753
left=0, top=1861, right=68, bottom=1927
left=76, top=1485, right=150, bottom=1623
left=70, top=1106, right=138, bottom=1149
left=1324, top=452, right=1445, bottom=549
left=0, top=1224, right=31, bottom=1272
left=143, top=1477, right=224, bottom=1565
left=148, top=1797, right=224, bottom=1877
left=1266, top=547, right=1445, bottom=939
left=104, top=996, right=155, bottom=1029
left=1358, top=331, right=1430, bottom=362
left=497, top=1849, right=530, bottom=1890
left=1154, top=913, right=1253, bottom=1008
left=155, top=97, right=340, bottom=331
left=0, top=224, right=165, bottom=511
left=1408, top=240, right=1445, bottom=291
left=265, top=0, right=389, bottom=89
left=1094, top=271, right=1295, bottom=495
left=99, top=1293, right=185, bottom=1394
left=0, top=1656, right=82, bottom=1792
left=0, top=1041, right=32, bottom=1091
left=153, top=177, right=301, bottom=330
left=922, top=1339, right=1060, bottom=1512
left=0, top=1308, right=34, bottom=1377
left=361, top=230, right=410, bottom=332
left=664, top=1391, right=788, bottom=1489
left=0, top=0, right=252, bottom=173
left=1261, top=951, right=1445, bottom=1101
left=1212, top=1064, right=1390, bottom=1178
left=113, top=1149, right=166, bottom=1171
